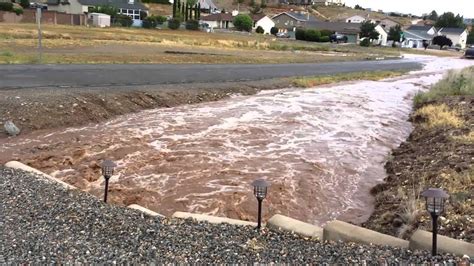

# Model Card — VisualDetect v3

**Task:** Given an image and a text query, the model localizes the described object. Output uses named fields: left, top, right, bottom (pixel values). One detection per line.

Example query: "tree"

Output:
left=427, top=10, right=438, bottom=21
left=19, top=0, right=29, bottom=9
left=467, top=28, right=474, bottom=45
left=270, top=26, right=278, bottom=35
left=233, top=14, right=253, bottom=32
left=304, top=29, right=321, bottom=42
left=387, top=24, right=402, bottom=42
left=255, top=26, right=264, bottom=34
left=295, top=28, right=305, bottom=40
left=354, top=4, right=364, bottom=10
left=435, top=12, right=465, bottom=28
left=360, top=21, right=379, bottom=40
left=432, top=35, right=453, bottom=49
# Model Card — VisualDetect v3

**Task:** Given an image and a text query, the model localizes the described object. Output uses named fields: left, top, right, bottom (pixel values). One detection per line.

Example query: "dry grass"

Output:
left=291, top=70, right=407, bottom=88
left=452, top=131, right=474, bottom=144
left=415, top=104, right=464, bottom=129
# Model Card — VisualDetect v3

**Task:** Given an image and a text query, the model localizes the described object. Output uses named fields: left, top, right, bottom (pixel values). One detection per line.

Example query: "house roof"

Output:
left=272, top=12, right=316, bottom=22
left=55, top=0, right=149, bottom=10
left=439, top=27, right=467, bottom=35
left=251, top=13, right=266, bottom=22
left=403, top=30, right=432, bottom=40
left=201, top=12, right=233, bottom=22
left=346, top=15, right=365, bottom=20
left=406, top=25, right=433, bottom=32
left=305, top=21, right=361, bottom=34
left=198, top=0, right=217, bottom=11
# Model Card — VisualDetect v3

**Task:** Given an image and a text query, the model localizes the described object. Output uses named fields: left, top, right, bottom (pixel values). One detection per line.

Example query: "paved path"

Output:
left=0, top=60, right=420, bottom=89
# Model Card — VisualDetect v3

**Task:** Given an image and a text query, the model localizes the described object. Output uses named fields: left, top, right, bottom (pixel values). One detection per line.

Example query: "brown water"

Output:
left=2, top=56, right=472, bottom=225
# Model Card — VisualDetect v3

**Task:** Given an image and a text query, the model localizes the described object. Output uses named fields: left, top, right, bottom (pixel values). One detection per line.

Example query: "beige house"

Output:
left=438, top=27, right=469, bottom=49
left=345, top=15, right=365, bottom=23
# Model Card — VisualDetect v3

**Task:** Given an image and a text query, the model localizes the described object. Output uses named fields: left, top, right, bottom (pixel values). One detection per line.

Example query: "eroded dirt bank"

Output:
left=364, top=96, right=474, bottom=242
left=0, top=79, right=294, bottom=138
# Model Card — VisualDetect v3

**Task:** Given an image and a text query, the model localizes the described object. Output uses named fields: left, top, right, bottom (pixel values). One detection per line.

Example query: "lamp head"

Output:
left=101, top=159, right=116, bottom=178
left=252, top=179, right=270, bottom=200
left=421, top=188, right=448, bottom=216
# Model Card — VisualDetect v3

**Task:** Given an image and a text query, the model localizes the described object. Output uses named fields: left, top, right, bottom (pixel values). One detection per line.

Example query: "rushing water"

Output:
left=2, top=56, right=473, bottom=225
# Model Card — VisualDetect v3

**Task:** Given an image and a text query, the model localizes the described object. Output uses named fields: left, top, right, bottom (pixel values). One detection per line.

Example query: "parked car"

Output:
left=465, top=47, right=474, bottom=59
left=330, top=34, right=348, bottom=43
left=276, top=32, right=290, bottom=38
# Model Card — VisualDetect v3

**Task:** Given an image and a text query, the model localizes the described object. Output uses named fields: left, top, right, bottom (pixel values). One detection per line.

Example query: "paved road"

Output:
left=0, top=60, right=421, bottom=89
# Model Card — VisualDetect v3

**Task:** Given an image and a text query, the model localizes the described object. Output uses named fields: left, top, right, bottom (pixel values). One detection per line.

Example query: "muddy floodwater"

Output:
left=2, top=56, right=473, bottom=225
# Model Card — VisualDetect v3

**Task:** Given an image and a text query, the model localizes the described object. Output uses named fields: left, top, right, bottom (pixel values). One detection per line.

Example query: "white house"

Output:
left=374, top=24, right=388, bottom=46
left=346, top=15, right=365, bottom=23
left=438, top=27, right=469, bottom=49
left=252, top=14, right=275, bottom=34
left=313, top=0, right=343, bottom=6
left=200, top=13, right=234, bottom=29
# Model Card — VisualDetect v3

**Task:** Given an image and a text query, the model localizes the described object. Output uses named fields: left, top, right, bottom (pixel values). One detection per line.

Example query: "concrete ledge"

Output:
left=5, top=161, right=76, bottom=190
left=268, top=214, right=323, bottom=239
left=128, top=204, right=165, bottom=217
left=172, top=211, right=257, bottom=227
left=409, top=230, right=474, bottom=257
left=323, top=220, right=409, bottom=248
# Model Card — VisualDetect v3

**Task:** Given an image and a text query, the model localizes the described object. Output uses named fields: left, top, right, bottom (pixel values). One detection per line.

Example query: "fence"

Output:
left=0, top=9, right=86, bottom=25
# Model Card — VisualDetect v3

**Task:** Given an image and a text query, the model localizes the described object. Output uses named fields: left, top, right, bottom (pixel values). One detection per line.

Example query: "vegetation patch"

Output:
left=415, top=104, right=464, bottom=129
left=291, top=70, right=407, bottom=88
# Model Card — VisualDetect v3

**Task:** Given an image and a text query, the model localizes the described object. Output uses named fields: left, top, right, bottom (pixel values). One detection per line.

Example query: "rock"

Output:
left=4, top=120, right=20, bottom=136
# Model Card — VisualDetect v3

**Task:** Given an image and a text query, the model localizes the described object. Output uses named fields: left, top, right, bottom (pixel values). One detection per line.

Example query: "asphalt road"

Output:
left=0, top=60, right=421, bottom=89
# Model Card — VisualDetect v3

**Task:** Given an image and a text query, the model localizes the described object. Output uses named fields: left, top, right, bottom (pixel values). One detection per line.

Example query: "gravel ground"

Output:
left=0, top=167, right=465, bottom=264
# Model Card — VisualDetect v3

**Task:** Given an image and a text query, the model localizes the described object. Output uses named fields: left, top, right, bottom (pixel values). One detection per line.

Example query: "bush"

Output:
left=295, top=28, right=305, bottom=40
left=255, top=26, right=264, bottom=34
left=19, top=0, right=29, bottom=8
left=115, top=14, right=133, bottom=27
left=304, top=29, right=321, bottom=42
left=318, top=35, right=330, bottom=42
left=0, top=2, right=13, bottom=12
left=13, top=7, right=23, bottom=15
left=360, top=38, right=371, bottom=47
left=185, top=19, right=199, bottom=30
left=168, top=18, right=181, bottom=30
left=270, top=26, right=278, bottom=35
left=233, top=14, right=253, bottom=32
left=142, top=16, right=158, bottom=28
left=156, top=15, right=167, bottom=24
left=320, top=29, right=333, bottom=37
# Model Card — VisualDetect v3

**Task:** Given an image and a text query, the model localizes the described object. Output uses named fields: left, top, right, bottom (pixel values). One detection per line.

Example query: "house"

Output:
left=47, top=0, right=148, bottom=26
left=378, top=18, right=399, bottom=30
left=313, top=0, right=343, bottom=6
left=198, top=0, right=218, bottom=13
left=200, top=12, right=233, bottom=29
left=374, top=24, right=387, bottom=46
left=272, top=11, right=316, bottom=31
left=405, top=25, right=437, bottom=35
left=438, top=27, right=469, bottom=49
left=252, top=13, right=275, bottom=34
left=401, top=25, right=437, bottom=48
left=305, top=21, right=361, bottom=43
left=345, top=15, right=365, bottom=23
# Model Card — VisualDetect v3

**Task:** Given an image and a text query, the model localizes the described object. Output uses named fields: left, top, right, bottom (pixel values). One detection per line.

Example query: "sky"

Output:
left=343, top=0, right=474, bottom=18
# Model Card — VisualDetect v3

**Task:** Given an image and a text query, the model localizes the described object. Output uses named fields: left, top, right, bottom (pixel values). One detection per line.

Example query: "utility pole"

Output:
left=36, top=7, right=42, bottom=63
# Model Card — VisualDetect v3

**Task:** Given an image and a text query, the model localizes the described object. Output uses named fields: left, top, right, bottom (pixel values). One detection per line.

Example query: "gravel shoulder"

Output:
left=0, top=167, right=462, bottom=263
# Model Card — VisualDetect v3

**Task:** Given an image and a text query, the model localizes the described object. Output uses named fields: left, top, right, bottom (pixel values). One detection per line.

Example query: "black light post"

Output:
left=421, top=188, right=448, bottom=256
left=251, top=179, right=270, bottom=230
left=101, top=159, right=116, bottom=203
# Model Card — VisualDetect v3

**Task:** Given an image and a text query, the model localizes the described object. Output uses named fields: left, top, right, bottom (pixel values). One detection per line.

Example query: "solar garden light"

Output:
left=252, top=179, right=270, bottom=230
left=421, top=188, right=449, bottom=256
left=101, top=159, right=116, bottom=203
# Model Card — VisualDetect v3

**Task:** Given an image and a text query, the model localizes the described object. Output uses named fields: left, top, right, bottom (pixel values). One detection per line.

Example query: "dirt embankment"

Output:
left=0, top=79, right=291, bottom=138
left=364, top=96, right=474, bottom=242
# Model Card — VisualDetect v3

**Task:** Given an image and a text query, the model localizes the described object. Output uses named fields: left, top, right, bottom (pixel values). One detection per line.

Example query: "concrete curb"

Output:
left=409, top=230, right=474, bottom=257
left=323, top=220, right=409, bottom=248
left=4, top=161, right=76, bottom=190
left=128, top=204, right=165, bottom=217
left=268, top=214, right=323, bottom=239
left=172, top=211, right=258, bottom=227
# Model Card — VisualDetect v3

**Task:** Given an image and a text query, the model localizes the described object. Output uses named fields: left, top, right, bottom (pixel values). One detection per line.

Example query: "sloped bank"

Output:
left=364, top=67, right=474, bottom=242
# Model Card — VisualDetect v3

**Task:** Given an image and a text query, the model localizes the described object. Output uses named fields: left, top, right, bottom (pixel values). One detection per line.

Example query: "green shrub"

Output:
left=115, top=14, right=133, bottom=27
left=168, top=18, right=181, bottom=30
left=185, top=19, right=199, bottom=30
left=270, top=26, right=278, bottom=35
left=295, top=28, right=305, bottom=40
left=255, top=26, right=264, bottom=34
left=0, top=2, right=13, bottom=12
left=318, top=35, right=330, bottom=42
left=305, top=29, right=321, bottom=42
left=233, top=14, right=253, bottom=32
left=360, top=38, right=371, bottom=47
left=142, top=16, right=158, bottom=28
left=320, top=29, right=333, bottom=37
left=156, top=15, right=167, bottom=24
left=13, top=7, right=23, bottom=15
left=19, top=0, right=29, bottom=8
